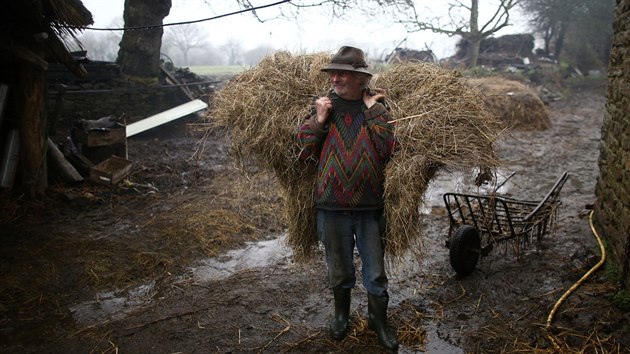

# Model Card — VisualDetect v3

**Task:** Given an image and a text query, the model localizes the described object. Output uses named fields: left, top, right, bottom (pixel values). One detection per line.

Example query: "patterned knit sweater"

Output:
left=297, top=94, right=396, bottom=210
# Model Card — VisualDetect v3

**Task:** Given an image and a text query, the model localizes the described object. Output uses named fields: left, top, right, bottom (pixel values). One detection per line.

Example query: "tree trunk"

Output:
left=182, top=48, right=189, bottom=66
left=469, top=37, right=481, bottom=67
left=541, top=23, right=556, bottom=58
left=553, top=22, right=569, bottom=60
left=17, top=48, right=48, bottom=197
left=468, top=0, right=480, bottom=67
left=117, top=0, right=172, bottom=80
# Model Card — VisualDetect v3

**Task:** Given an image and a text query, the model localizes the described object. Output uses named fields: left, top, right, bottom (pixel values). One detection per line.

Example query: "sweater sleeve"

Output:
left=364, top=102, right=397, bottom=163
left=297, top=115, right=328, bottom=163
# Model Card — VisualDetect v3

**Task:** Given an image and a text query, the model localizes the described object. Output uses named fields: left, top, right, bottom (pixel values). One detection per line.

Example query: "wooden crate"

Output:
left=74, top=122, right=126, bottom=147
left=89, top=156, right=133, bottom=185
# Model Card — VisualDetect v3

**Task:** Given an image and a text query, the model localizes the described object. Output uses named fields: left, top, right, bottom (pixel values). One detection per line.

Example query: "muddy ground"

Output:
left=1, top=78, right=629, bottom=353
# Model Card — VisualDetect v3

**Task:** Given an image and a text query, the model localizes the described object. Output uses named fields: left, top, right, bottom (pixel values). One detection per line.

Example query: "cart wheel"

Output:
left=449, top=225, right=481, bottom=276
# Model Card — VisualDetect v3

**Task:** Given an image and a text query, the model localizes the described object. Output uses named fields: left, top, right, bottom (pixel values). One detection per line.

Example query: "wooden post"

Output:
left=17, top=41, right=48, bottom=197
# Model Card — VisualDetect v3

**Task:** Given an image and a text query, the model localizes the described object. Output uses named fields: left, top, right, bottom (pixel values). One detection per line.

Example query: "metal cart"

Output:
left=443, top=171, right=569, bottom=276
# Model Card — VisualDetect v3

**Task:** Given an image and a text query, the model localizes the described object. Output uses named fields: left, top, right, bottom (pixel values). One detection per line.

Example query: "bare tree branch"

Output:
left=382, top=0, right=522, bottom=66
left=479, top=0, right=520, bottom=35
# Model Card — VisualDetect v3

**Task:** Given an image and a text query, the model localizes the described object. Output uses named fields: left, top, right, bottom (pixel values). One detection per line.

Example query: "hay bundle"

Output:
left=207, top=51, right=331, bottom=262
left=206, top=52, right=501, bottom=262
left=466, top=77, right=550, bottom=130
left=373, top=63, right=501, bottom=259
left=207, top=51, right=330, bottom=172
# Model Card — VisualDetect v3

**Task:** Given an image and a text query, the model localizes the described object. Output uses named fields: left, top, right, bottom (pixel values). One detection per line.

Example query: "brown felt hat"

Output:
left=321, top=46, right=372, bottom=77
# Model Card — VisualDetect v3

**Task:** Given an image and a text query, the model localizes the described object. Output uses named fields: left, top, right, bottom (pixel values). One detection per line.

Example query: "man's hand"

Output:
left=315, top=96, right=333, bottom=125
left=363, top=88, right=387, bottom=109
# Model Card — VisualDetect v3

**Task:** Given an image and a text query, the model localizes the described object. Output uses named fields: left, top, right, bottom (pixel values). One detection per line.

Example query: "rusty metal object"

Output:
left=443, top=171, right=569, bottom=276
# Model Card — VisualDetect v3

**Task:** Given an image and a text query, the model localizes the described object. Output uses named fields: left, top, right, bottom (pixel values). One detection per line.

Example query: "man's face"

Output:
left=328, top=70, right=366, bottom=100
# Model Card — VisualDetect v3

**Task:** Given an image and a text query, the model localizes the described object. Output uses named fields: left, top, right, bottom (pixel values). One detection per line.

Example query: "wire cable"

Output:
left=66, top=0, right=293, bottom=31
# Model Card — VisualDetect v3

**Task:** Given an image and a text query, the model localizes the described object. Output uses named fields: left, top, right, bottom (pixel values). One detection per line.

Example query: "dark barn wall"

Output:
left=595, top=0, right=630, bottom=291
left=46, top=61, right=189, bottom=139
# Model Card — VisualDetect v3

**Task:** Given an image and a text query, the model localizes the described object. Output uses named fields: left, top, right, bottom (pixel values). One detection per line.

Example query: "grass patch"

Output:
left=188, top=65, right=247, bottom=75
left=611, top=290, right=630, bottom=311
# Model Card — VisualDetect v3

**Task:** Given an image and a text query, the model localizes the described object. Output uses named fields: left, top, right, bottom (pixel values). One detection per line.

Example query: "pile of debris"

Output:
left=160, top=63, right=221, bottom=103
left=385, top=47, right=437, bottom=64
left=48, top=99, right=208, bottom=187
left=40, top=54, right=214, bottom=189
left=48, top=115, right=130, bottom=185
left=453, top=34, right=536, bottom=68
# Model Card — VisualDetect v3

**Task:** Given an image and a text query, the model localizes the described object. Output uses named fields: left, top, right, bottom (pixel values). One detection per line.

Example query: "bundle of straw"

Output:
left=207, top=51, right=331, bottom=261
left=373, top=63, right=502, bottom=259
left=206, top=52, right=501, bottom=262
left=465, top=77, right=550, bottom=130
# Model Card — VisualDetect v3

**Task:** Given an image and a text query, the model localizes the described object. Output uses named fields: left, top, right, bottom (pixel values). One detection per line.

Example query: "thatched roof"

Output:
left=1, top=0, right=93, bottom=76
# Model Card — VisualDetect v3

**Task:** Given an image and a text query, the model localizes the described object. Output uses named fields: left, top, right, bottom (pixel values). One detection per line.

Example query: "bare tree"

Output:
left=77, top=17, right=123, bottom=61
left=242, top=45, right=275, bottom=65
left=117, top=0, right=171, bottom=80
left=562, top=0, right=614, bottom=71
left=187, top=46, right=223, bottom=66
left=383, top=0, right=521, bottom=67
left=116, top=0, right=431, bottom=76
left=520, top=0, right=614, bottom=66
left=163, top=23, right=208, bottom=66
left=520, top=0, right=574, bottom=58
left=221, top=39, right=243, bottom=65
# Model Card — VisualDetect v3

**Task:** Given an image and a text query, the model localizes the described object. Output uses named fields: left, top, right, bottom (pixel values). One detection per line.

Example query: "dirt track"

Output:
left=1, top=79, right=629, bottom=353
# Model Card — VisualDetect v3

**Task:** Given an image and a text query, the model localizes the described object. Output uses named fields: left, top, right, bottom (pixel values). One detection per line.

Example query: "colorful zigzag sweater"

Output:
left=297, top=94, right=396, bottom=210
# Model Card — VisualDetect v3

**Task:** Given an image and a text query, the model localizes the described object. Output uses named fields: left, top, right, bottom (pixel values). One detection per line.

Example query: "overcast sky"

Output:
left=81, top=0, right=529, bottom=60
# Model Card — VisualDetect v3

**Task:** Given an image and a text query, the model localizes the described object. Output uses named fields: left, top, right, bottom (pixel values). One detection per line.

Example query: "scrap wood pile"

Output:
left=466, top=77, right=550, bottom=130
left=205, top=51, right=501, bottom=263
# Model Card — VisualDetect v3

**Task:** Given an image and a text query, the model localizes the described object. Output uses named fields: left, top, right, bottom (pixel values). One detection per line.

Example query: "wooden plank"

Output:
left=126, top=99, right=207, bottom=137
left=47, top=138, right=83, bottom=182
left=160, top=65, right=195, bottom=100
left=6, top=44, right=48, bottom=70
left=0, top=83, right=8, bottom=122
left=0, top=130, right=19, bottom=189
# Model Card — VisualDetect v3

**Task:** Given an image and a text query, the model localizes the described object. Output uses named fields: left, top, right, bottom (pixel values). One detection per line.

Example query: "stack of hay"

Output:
left=206, top=51, right=501, bottom=262
left=465, top=77, right=550, bottom=130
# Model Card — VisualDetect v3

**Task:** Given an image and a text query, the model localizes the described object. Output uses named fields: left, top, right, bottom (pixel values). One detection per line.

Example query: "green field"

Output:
left=188, top=65, right=247, bottom=75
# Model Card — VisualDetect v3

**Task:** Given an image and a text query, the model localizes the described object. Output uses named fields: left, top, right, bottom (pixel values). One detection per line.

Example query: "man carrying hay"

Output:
left=297, top=46, right=399, bottom=352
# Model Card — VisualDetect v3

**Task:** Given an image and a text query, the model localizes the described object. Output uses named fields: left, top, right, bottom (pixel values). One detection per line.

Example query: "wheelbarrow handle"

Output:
left=493, top=171, right=517, bottom=192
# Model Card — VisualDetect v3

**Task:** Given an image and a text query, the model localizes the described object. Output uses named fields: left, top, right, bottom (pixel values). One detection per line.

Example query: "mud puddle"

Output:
left=191, top=233, right=292, bottom=282
left=70, top=282, right=157, bottom=327
left=69, top=165, right=525, bottom=353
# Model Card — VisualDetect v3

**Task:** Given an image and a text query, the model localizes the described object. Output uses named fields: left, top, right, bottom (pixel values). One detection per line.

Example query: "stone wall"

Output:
left=595, top=0, right=630, bottom=291
left=46, top=61, right=191, bottom=139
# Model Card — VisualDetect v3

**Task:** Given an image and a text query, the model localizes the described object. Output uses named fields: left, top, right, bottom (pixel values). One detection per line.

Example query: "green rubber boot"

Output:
left=330, top=287, right=351, bottom=340
left=368, top=293, right=399, bottom=352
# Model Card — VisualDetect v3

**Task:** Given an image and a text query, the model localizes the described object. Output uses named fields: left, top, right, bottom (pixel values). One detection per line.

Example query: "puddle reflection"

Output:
left=191, top=234, right=292, bottom=282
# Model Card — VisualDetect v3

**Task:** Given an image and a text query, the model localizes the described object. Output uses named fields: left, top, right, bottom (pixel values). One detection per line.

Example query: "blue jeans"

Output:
left=317, top=209, right=389, bottom=297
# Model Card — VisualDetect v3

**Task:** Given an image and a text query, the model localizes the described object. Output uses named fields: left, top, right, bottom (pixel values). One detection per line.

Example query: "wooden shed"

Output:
left=0, top=0, right=93, bottom=197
